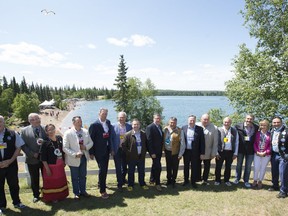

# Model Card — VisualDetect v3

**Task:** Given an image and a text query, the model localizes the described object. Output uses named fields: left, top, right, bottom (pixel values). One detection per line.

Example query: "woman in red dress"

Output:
left=40, top=124, right=69, bottom=202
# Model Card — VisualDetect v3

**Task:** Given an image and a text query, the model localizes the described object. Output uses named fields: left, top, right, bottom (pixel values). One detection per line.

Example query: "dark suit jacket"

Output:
left=234, top=122, right=259, bottom=155
left=21, top=125, right=47, bottom=164
left=145, top=123, right=163, bottom=155
left=181, top=125, right=205, bottom=156
left=122, top=130, right=148, bottom=162
left=88, top=119, right=113, bottom=159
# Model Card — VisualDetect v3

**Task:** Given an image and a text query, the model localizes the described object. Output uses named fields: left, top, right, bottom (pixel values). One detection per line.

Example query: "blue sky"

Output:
left=0, top=0, right=256, bottom=90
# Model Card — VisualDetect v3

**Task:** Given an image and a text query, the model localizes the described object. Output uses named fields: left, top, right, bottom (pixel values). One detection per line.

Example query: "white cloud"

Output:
left=106, top=37, right=129, bottom=47
left=130, top=34, right=155, bottom=47
left=87, top=43, right=97, bottom=49
left=0, top=42, right=83, bottom=70
left=107, top=34, right=155, bottom=47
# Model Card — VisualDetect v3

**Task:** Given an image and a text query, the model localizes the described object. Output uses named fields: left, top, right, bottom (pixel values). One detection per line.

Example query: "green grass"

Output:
left=3, top=159, right=287, bottom=216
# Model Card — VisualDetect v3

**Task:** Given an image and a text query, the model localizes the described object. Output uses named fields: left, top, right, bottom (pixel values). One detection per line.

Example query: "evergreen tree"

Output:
left=2, top=76, right=8, bottom=90
left=113, top=55, right=130, bottom=112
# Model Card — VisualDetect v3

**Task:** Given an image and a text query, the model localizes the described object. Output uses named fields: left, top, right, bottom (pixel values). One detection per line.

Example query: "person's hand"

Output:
left=89, top=154, right=95, bottom=160
left=200, top=154, right=205, bottom=160
left=79, top=144, right=86, bottom=151
left=76, top=152, right=83, bottom=158
left=216, top=155, right=221, bottom=160
left=33, top=153, right=39, bottom=158
left=178, top=156, right=182, bottom=160
left=232, top=155, right=237, bottom=160
left=151, top=154, right=156, bottom=159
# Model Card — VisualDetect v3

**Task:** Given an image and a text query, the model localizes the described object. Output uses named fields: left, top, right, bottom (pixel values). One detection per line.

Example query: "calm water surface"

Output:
left=60, top=96, right=234, bottom=132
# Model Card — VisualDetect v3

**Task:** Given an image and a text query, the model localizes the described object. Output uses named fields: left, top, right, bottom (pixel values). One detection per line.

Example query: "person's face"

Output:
left=153, top=116, right=161, bottom=125
left=29, top=115, right=41, bottom=127
left=272, top=118, right=282, bottom=129
left=260, top=123, right=269, bottom=132
left=223, top=118, right=231, bottom=129
left=132, top=120, right=140, bottom=131
left=201, top=115, right=210, bottom=127
left=188, top=117, right=196, bottom=127
left=99, top=110, right=108, bottom=121
left=46, top=125, right=56, bottom=138
left=169, top=120, right=177, bottom=129
left=0, top=118, right=5, bottom=132
left=245, top=115, right=254, bottom=126
left=73, top=118, right=82, bottom=130
left=118, top=114, right=126, bottom=125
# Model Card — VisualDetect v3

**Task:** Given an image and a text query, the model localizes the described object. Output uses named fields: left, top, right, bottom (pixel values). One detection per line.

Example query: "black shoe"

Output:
left=191, top=183, right=198, bottom=188
left=182, top=181, right=189, bottom=186
left=80, top=192, right=91, bottom=198
left=276, top=192, right=287, bottom=198
left=117, top=186, right=123, bottom=192
left=33, top=197, right=40, bottom=203
left=166, top=181, right=172, bottom=186
left=268, top=186, right=279, bottom=191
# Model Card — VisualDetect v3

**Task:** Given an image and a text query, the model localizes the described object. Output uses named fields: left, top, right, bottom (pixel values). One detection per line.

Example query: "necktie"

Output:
left=35, top=128, right=40, bottom=137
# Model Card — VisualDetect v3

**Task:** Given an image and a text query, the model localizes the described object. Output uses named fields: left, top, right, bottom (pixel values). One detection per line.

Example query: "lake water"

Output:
left=60, top=96, right=234, bottom=132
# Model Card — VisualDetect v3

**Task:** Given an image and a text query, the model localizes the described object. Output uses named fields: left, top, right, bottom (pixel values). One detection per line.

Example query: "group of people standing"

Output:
left=1, top=109, right=288, bottom=214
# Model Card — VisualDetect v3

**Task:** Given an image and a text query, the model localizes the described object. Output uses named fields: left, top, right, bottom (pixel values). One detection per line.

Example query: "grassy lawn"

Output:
left=3, top=159, right=287, bottom=216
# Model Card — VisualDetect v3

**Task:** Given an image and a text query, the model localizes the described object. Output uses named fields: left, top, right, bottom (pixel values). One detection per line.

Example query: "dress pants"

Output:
left=96, top=152, right=109, bottom=193
left=128, top=158, right=145, bottom=187
left=27, top=162, right=42, bottom=198
left=0, top=163, right=21, bottom=208
left=113, top=147, right=126, bottom=188
left=215, top=150, right=233, bottom=182
left=271, top=152, right=281, bottom=188
left=165, top=150, right=180, bottom=184
left=279, top=158, right=288, bottom=194
left=201, top=159, right=211, bottom=182
left=183, top=149, right=199, bottom=184
left=150, top=153, right=162, bottom=185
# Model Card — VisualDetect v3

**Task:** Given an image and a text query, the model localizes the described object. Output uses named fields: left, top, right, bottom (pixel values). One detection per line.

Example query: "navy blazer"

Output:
left=145, top=123, right=163, bottom=155
left=234, top=122, right=259, bottom=155
left=88, top=119, right=113, bottom=159
left=111, top=122, right=132, bottom=154
left=181, top=125, right=205, bottom=155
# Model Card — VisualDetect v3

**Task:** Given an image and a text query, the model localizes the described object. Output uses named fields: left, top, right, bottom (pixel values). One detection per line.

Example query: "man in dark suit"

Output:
left=146, top=114, right=164, bottom=191
left=180, top=115, right=205, bottom=188
left=21, top=113, right=47, bottom=203
left=89, top=108, right=113, bottom=199
left=0, top=116, right=26, bottom=214
left=234, top=114, right=259, bottom=188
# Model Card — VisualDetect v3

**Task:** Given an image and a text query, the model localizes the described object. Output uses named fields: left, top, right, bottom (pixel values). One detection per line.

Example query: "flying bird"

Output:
left=41, top=9, right=56, bottom=15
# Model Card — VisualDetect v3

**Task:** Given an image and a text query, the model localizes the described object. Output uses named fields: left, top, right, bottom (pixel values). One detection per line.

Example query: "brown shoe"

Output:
left=101, top=192, right=109, bottom=199
left=252, top=181, right=257, bottom=187
left=257, top=181, right=262, bottom=189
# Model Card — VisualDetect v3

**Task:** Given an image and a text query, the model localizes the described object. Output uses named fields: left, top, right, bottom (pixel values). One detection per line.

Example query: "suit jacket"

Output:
left=21, top=125, right=48, bottom=164
left=63, top=127, right=93, bottom=167
left=145, top=123, right=164, bottom=155
left=196, top=122, right=218, bottom=159
left=179, top=125, right=205, bottom=157
left=112, top=122, right=132, bottom=154
left=122, top=130, right=148, bottom=162
left=235, top=122, right=259, bottom=155
left=89, top=119, right=113, bottom=159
